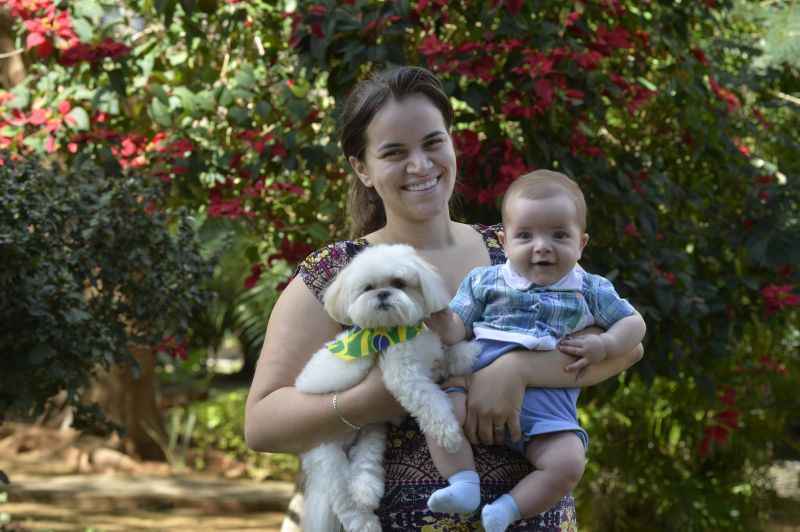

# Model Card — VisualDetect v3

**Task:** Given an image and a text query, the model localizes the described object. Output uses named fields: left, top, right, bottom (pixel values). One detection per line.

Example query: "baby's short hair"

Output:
left=502, top=169, right=587, bottom=231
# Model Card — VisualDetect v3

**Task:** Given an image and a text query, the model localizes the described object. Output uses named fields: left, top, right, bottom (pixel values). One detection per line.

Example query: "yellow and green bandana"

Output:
left=327, top=324, right=425, bottom=361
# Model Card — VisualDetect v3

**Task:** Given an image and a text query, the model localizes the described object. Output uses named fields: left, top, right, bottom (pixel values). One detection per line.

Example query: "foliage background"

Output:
left=1, top=0, right=799, bottom=529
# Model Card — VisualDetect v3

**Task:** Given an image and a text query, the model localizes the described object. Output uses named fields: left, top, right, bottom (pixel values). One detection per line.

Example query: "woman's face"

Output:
left=350, top=94, right=457, bottom=226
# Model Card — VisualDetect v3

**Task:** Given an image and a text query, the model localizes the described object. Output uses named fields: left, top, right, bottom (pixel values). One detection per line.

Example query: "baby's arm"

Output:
left=426, top=308, right=468, bottom=346
left=558, top=312, right=646, bottom=370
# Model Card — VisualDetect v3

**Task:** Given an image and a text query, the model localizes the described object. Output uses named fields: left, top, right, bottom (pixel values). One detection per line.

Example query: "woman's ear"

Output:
left=497, top=230, right=506, bottom=247
left=348, top=155, right=372, bottom=188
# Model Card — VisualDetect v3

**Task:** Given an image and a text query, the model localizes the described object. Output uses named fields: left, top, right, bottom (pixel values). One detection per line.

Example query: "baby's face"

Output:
left=501, top=193, right=588, bottom=286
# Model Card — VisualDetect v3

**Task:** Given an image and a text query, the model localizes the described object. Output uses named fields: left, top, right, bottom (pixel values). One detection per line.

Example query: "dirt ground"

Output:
left=2, top=423, right=799, bottom=531
left=0, top=423, right=292, bottom=532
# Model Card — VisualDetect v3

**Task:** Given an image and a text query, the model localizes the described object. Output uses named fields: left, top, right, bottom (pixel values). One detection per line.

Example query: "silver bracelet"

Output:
left=332, top=393, right=361, bottom=431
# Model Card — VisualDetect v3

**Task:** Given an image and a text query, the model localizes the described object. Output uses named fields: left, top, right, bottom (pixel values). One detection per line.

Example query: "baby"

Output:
left=426, top=169, right=646, bottom=531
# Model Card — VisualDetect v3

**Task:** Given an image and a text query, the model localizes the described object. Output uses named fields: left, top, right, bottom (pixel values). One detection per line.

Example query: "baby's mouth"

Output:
left=402, top=175, right=440, bottom=192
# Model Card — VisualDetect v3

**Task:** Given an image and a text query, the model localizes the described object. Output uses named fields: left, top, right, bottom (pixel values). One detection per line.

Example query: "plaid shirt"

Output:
left=450, top=262, right=636, bottom=351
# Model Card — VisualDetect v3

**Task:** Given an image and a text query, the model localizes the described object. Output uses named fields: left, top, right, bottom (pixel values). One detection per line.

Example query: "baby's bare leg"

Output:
left=426, top=391, right=481, bottom=514
left=513, top=431, right=585, bottom=516
left=482, top=432, right=585, bottom=532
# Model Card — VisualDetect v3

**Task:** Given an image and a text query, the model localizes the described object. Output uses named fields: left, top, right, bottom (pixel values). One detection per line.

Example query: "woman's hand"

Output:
left=463, top=356, right=525, bottom=446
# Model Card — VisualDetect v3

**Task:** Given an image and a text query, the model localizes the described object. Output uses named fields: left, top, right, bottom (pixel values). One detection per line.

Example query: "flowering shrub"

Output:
left=2, top=0, right=798, bottom=526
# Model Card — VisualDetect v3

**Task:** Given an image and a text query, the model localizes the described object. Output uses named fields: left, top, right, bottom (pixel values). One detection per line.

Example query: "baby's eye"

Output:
left=391, top=278, right=406, bottom=289
left=553, top=231, right=569, bottom=239
left=363, top=284, right=374, bottom=293
left=516, top=231, right=531, bottom=240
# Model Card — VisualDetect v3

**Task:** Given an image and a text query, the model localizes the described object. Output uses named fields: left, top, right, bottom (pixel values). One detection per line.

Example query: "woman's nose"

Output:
left=406, top=150, right=432, bottom=173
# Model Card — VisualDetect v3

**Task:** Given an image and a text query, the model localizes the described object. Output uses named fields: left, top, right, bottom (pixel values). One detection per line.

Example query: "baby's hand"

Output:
left=558, top=334, right=608, bottom=372
left=424, top=309, right=466, bottom=345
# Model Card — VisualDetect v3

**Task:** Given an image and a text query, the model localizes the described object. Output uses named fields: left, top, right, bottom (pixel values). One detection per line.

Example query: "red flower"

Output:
left=154, top=336, right=188, bottom=360
left=418, top=34, right=452, bottom=57
left=624, top=223, right=640, bottom=238
left=573, top=50, right=603, bottom=70
left=452, top=130, right=482, bottom=158
left=691, top=48, right=710, bottom=66
left=708, top=77, right=741, bottom=113
left=761, top=284, right=800, bottom=315
left=244, top=263, right=263, bottom=289
left=97, top=38, right=131, bottom=59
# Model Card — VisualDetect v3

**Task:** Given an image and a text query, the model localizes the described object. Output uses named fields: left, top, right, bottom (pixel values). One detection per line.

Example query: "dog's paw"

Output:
left=342, top=511, right=381, bottom=532
left=350, top=475, right=384, bottom=510
left=433, top=422, right=464, bottom=453
left=447, top=341, right=479, bottom=376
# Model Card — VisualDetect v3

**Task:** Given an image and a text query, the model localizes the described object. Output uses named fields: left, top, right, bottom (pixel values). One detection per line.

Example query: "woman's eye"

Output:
left=425, top=138, right=443, bottom=149
left=391, top=278, right=406, bottom=289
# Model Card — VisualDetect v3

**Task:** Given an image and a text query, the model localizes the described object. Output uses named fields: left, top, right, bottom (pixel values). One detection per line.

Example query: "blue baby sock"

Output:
left=481, top=493, right=521, bottom=532
left=427, top=470, right=481, bottom=514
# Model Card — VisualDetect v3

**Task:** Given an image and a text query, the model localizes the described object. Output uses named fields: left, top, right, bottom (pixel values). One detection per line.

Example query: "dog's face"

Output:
left=323, top=244, right=451, bottom=328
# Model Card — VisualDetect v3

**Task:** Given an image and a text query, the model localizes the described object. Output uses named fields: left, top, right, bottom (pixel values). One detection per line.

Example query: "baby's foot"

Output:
left=427, top=470, right=480, bottom=514
left=481, top=494, right=520, bottom=532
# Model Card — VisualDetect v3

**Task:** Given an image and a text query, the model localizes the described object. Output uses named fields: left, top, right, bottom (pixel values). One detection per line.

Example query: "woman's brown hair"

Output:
left=339, top=66, right=454, bottom=238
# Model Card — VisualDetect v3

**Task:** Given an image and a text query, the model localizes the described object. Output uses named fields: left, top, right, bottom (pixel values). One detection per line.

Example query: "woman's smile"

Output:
left=402, top=175, right=440, bottom=192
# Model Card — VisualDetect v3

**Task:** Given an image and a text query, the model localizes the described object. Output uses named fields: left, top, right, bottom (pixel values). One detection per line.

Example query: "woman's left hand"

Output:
left=463, top=355, right=525, bottom=446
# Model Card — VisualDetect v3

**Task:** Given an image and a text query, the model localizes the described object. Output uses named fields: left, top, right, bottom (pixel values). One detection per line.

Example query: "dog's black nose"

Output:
left=377, top=290, right=391, bottom=301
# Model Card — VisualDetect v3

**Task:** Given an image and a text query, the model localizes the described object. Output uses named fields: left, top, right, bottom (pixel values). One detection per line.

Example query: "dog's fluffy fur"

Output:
left=295, top=244, right=477, bottom=532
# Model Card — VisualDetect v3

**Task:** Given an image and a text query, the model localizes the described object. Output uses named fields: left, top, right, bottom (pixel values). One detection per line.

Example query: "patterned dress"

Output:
left=296, top=224, right=578, bottom=531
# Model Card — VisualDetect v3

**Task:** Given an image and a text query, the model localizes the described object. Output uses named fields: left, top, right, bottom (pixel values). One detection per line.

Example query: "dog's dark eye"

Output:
left=363, top=284, right=374, bottom=293
left=391, top=278, right=406, bottom=289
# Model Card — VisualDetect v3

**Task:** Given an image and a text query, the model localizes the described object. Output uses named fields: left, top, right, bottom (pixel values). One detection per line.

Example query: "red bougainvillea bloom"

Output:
left=244, top=263, right=263, bottom=289
left=761, top=284, right=800, bottom=316
left=691, top=48, right=710, bottom=66
left=154, top=336, right=188, bottom=360
left=452, top=130, right=482, bottom=158
left=267, top=236, right=314, bottom=265
left=708, top=77, right=741, bottom=113
left=624, top=222, right=640, bottom=238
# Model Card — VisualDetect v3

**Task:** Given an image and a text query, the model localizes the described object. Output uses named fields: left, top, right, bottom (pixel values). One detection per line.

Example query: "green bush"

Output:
left=173, top=389, right=299, bottom=481
left=0, top=155, right=212, bottom=430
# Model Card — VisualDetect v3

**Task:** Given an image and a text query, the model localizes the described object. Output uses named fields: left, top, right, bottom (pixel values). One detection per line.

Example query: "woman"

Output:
left=245, top=66, right=643, bottom=530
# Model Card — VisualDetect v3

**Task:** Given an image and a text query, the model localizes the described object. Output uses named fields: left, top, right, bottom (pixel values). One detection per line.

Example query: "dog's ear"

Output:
left=323, top=270, right=354, bottom=325
left=410, top=255, right=451, bottom=315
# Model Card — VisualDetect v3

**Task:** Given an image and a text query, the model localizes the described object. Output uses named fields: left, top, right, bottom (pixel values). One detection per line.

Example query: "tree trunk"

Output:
left=88, top=344, right=168, bottom=461
left=0, top=10, right=26, bottom=88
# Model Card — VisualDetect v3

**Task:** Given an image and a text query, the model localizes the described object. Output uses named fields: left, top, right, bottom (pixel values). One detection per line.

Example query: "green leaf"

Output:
left=150, top=84, right=170, bottom=105
left=150, top=98, right=172, bottom=127
left=71, top=17, right=94, bottom=42
left=255, top=100, right=272, bottom=119
left=305, top=223, right=329, bottom=242
left=74, top=0, right=104, bottom=20
left=67, top=107, right=90, bottom=130
left=637, top=77, right=658, bottom=91
left=228, top=106, right=249, bottom=126
left=169, top=50, right=188, bottom=66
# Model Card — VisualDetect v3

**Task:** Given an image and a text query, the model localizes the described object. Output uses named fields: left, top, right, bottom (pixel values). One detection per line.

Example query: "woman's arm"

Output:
left=244, top=276, right=405, bottom=454
left=463, top=327, right=643, bottom=446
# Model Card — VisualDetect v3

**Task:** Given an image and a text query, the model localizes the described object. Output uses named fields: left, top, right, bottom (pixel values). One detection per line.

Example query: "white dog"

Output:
left=295, top=244, right=477, bottom=532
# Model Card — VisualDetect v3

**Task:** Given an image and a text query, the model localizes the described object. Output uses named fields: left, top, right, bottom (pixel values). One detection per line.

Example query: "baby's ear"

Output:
left=323, top=271, right=354, bottom=325
left=411, top=255, right=451, bottom=315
